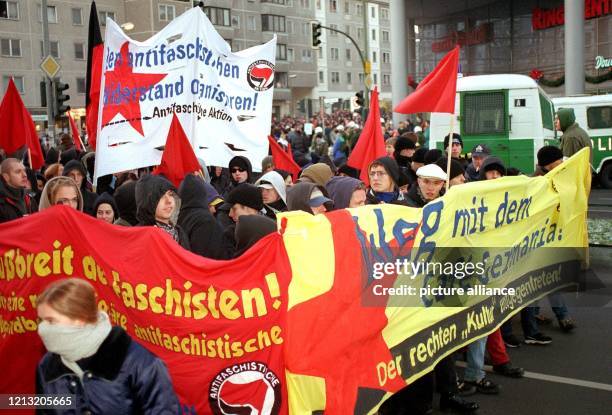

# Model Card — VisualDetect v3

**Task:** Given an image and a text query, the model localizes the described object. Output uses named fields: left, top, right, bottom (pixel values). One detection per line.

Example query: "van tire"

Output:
left=600, top=163, right=612, bottom=189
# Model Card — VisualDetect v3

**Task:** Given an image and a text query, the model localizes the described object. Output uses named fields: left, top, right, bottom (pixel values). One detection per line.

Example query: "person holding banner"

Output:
left=405, top=164, right=447, bottom=208
left=39, top=176, right=84, bottom=212
left=36, top=278, right=179, bottom=414
left=365, top=157, right=409, bottom=205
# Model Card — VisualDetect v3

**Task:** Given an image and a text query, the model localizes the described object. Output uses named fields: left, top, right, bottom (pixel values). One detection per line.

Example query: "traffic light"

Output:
left=311, top=21, right=322, bottom=49
left=355, top=91, right=364, bottom=107
left=54, top=79, right=70, bottom=117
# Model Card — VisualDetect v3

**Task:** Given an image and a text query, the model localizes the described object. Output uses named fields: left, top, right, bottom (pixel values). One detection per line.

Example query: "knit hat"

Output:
left=537, top=146, right=563, bottom=167
left=443, top=133, right=463, bottom=148
left=479, top=157, right=507, bottom=179
left=299, top=163, right=333, bottom=187
left=435, top=157, right=465, bottom=180
left=424, top=149, right=443, bottom=164
left=226, top=183, right=263, bottom=211
left=336, top=164, right=359, bottom=179
left=93, top=192, right=118, bottom=219
left=416, top=164, right=448, bottom=181
left=369, top=156, right=400, bottom=186
left=394, top=135, right=416, bottom=154
left=412, top=148, right=428, bottom=164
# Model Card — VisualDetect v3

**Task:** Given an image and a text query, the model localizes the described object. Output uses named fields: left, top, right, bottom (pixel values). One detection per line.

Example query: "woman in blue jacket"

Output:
left=35, top=278, right=179, bottom=414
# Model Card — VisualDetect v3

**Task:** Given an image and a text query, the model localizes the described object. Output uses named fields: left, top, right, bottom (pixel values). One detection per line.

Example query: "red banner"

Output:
left=0, top=207, right=291, bottom=414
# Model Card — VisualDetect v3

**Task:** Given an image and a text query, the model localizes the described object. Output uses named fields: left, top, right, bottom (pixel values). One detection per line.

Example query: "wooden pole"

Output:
left=445, top=114, right=455, bottom=191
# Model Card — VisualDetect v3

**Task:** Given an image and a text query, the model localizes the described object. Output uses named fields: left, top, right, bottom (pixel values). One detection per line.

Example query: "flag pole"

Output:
left=28, top=148, right=33, bottom=170
left=445, top=114, right=454, bottom=191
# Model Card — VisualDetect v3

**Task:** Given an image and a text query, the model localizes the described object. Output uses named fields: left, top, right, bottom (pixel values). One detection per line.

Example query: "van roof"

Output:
left=457, top=74, right=539, bottom=91
left=552, top=94, right=612, bottom=106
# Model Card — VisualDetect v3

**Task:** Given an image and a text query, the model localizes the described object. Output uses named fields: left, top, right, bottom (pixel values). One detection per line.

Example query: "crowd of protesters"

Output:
left=0, top=106, right=591, bottom=414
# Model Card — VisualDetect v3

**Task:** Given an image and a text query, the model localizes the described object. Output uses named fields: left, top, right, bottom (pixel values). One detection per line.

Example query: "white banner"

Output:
left=94, top=8, right=276, bottom=179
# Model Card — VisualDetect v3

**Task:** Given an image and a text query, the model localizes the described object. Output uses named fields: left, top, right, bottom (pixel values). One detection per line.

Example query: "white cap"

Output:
left=416, top=164, right=448, bottom=181
left=413, top=126, right=422, bottom=133
left=347, top=121, right=357, bottom=128
left=314, top=126, right=323, bottom=134
left=336, top=125, right=345, bottom=131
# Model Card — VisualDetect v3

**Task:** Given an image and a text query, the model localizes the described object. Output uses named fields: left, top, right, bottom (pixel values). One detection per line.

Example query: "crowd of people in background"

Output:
left=0, top=106, right=591, bottom=414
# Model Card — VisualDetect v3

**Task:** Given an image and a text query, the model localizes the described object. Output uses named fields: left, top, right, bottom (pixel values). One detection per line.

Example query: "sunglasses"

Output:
left=231, top=167, right=246, bottom=173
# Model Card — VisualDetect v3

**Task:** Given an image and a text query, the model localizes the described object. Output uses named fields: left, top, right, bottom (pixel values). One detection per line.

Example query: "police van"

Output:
left=552, top=95, right=612, bottom=188
left=430, top=74, right=556, bottom=175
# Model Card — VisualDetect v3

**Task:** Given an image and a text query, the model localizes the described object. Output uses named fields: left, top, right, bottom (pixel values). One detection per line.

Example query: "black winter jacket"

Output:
left=36, top=326, right=179, bottom=415
left=0, top=180, right=38, bottom=223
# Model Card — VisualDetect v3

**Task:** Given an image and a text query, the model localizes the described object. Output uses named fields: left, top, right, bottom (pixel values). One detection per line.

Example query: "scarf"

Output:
left=375, top=190, right=399, bottom=204
left=155, top=221, right=179, bottom=242
left=38, top=311, right=112, bottom=379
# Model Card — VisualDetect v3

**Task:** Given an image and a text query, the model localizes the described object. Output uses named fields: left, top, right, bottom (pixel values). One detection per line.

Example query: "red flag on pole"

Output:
left=0, top=79, right=45, bottom=169
left=394, top=46, right=460, bottom=114
left=268, top=136, right=300, bottom=182
left=347, top=87, right=386, bottom=185
left=67, top=111, right=84, bottom=152
left=85, top=1, right=103, bottom=149
left=152, top=114, right=201, bottom=187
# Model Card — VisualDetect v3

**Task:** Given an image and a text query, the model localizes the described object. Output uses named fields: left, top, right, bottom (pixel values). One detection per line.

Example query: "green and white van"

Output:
left=430, top=74, right=556, bottom=175
left=552, top=95, right=612, bottom=188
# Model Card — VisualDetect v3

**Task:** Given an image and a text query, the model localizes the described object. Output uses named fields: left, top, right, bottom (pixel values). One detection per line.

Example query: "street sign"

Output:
left=364, top=75, right=373, bottom=89
left=40, top=55, right=60, bottom=79
left=364, top=60, right=371, bottom=75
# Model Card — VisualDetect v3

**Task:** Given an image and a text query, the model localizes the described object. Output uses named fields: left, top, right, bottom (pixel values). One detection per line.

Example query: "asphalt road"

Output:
left=428, top=246, right=612, bottom=414
left=589, top=188, right=612, bottom=220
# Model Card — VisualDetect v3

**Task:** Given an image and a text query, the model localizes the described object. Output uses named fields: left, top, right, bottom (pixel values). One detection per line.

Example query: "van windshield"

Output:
left=539, top=93, right=554, bottom=130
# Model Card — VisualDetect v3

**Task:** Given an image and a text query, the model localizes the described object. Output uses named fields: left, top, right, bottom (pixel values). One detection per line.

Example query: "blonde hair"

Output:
left=39, top=176, right=84, bottom=211
left=38, top=278, right=98, bottom=324
left=44, top=163, right=64, bottom=180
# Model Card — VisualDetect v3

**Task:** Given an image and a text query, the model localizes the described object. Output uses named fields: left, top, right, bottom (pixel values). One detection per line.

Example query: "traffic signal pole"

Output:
left=41, top=0, right=55, bottom=141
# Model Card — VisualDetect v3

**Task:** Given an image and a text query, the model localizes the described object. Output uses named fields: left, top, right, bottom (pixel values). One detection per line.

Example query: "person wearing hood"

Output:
left=63, top=160, right=97, bottom=216
left=365, top=157, right=408, bottom=205
left=405, top=164, right=447, bottom=208
left=209, top=166, right=231, bottom=196
left=113, top=181, right=139, bottom=226
left=0, top=158, right=38, bottom=223
left=178, top=174, right=233, bottom=260
left=556, top=108, right=592, bottom=162
left=234, top=215, right=277, bottom=257
left=443, top=133, right=470, bottom=169
left=39, top=176, right=84, bottom=211
left=202, top=182, right=225, bottom=215
left=135, top=175, right=190, bottom=249
left=224, top=156, right=253, bottom=198
left=287, top=182, right=333, bottom=214
left=325, top=176, right=366, bottom=209
left=94, top=192, right=118, bottom=224
left=479, top=157, right=507, bottom=180
left=298, top=163, right=334, bottom=187
left=255, top=171, right=287, bottom=220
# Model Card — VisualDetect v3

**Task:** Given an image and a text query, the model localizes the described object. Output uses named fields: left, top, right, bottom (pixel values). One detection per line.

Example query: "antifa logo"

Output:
left=247, top=60, right=275, bottom=91
left=209, top=362, right=282, bottom=415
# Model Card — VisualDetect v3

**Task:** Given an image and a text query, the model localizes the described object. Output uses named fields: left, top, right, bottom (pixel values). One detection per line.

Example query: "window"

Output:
left=302, top=22, right=309, bottom=36
left=3, top=76, right=24, bottom=94
left=301, top=0, right=311, bottom=8
left=98, top=11, right=115, bottom=25
left=231, top=15, right=240, bottom=28
left=371, top=6, right=375, bottom=18
left=382, top=52, right=389, bottom=64
left=319, top=70, right=324, bottom=84
left=287, top=19, right=294, bottom=34
left=275, top=72, right=288, bottom=88
left=262, top=0, right=286, bottom=4
left=346, top=72, right=352, bottom=84
left=463, top=92, right=506, bottom=134
left=372, top=51, right=377, bottom=63
left=329, top=0, right=337, bottom=13
left=261, top=14, right=285, bottom=32
left=383, top=74, right=390, bottom=85
left=358, top=72, right=364, bottom=83
left=331, top=71, right=340, bottom=84
left=587, top=106, right=612, bottom=129
left=247, top=15, right=256, bottom=31
left=373, top=73, right=377, bottom=85
left=40, top=40, right=60, bottom=58
left=76, top=77, right=86, bottom=94
left=38, top=5, right=57, bottom=23
left=204, top=7, right=230, bottom=26
left=356, top=3, right=362, bottom=16
left=316, top=0, right=321, bottom=9
left=381, top=8, right=389, bottom=20
left=158, top=4, right=175, bottom=21
left=330, top=47, right=339, bottom=60
left=276, top=44, right=287, bottom=60
left=1, top=38, right=21, bottom=57
left=345, top=25, right=351, bottom=37
left=345, top=48, right=351, bottom=60
left=71, top=8, right=82, bottom=25
left=371, top=29, right=376, bottom=41
left=287, top=48, right=294, bottom=61
left=539, top=94, right=554, bottom=130
left=0, top=1, right=19, bottom=20
left=382, top=30, right=389, bottom=42
left=301, top=49, right=312, bottom=62
left=317, top=47, right=324, bottom=59
left=344, top=0, right=349, bottom=14
left=329, top=24, right=338, bottom=36
left=357, top=28, right=363, bottom=41
left=74, top=43, right=84, bottom=60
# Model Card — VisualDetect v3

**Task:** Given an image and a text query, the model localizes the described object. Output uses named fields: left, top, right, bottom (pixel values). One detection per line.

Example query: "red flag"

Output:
left=394, top=46, right=460, bottom=114
left=85, top=1, right=103, bottom=149
left=347, top=87, right=386, bottom=185
left=0, top=79, right=44, bottom=169
left=152, top=114, right=201, bottom=187
left=268, top=136, right=300, bottom=182
left=66, top=111, right=83, bottom=152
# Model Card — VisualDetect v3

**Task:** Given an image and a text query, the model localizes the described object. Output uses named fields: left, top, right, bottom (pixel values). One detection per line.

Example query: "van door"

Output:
left=507, top=88, right=540, bottom=173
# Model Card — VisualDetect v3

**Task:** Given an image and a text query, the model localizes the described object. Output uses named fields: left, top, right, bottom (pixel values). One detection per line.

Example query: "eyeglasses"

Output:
left=368, top=170, right=388, bottom=178
left=231, top=167, right=246, bottom=173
